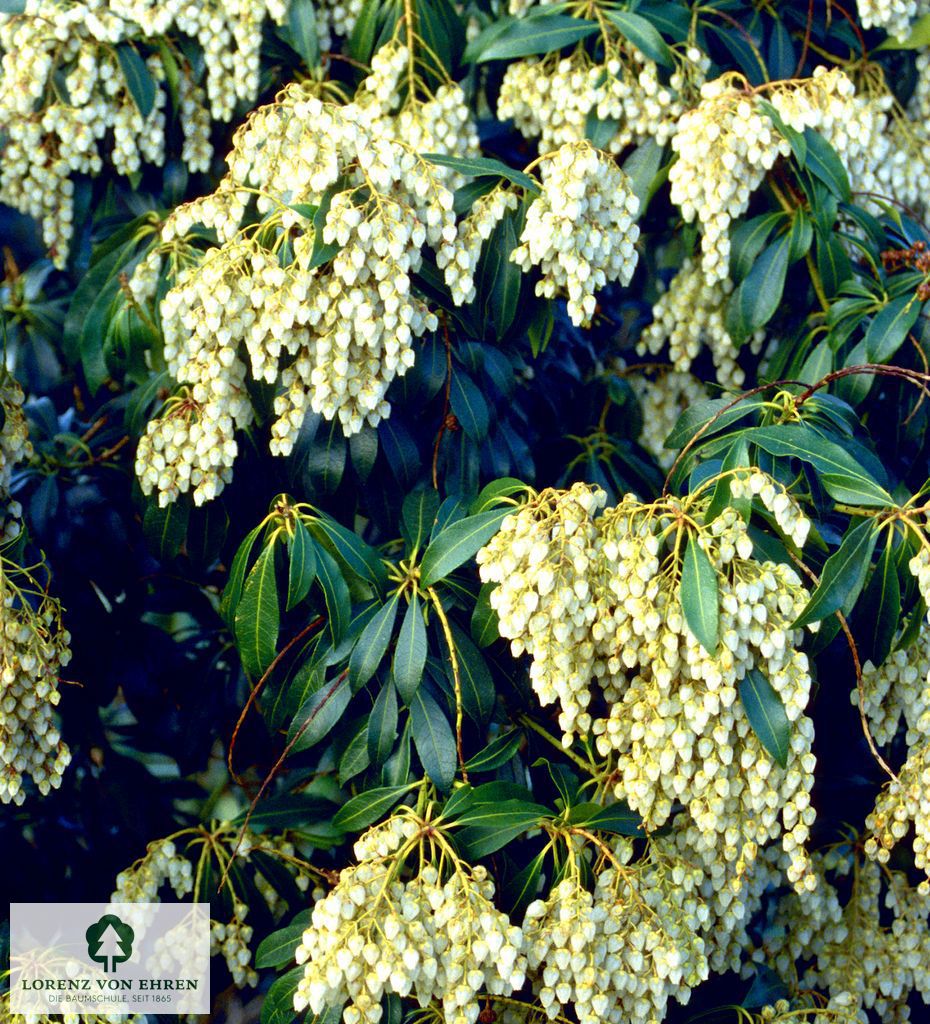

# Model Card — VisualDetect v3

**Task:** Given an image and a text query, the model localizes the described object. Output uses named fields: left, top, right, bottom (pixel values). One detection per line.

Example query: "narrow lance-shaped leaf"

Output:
left=859, top=536, right=900, bottom=667
left=368, top=680, right=399, bottom=765
left=393, top=593, right=428, bottom=703
left=410, top=688, right=457, bottom=792
left=793, top=517, right=880, bottom=628
left=739, top=668, right=791, bottom=768
left=349, top=593, right=400, bottom=690
left=286, top=518, right=317, bottom=610
left=419, top=508, right=509, bottom=586
left=235, top=541, right=280, bottom=678
left=680, top=533, right=719, bottom=654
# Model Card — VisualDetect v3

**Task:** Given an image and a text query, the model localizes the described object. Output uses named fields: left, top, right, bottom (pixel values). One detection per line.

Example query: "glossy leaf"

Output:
left=681, top=534, right=719, bottom=654
left=393, top=594, right=428, bottom=704
left=739, top=669, right=791, bottom=768
left=235, top=542, right=280, bottom=678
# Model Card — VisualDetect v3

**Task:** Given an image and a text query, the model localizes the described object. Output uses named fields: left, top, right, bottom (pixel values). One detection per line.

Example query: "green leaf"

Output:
left=260, top=966, right=303, bottom=1024
left=332, top=784, right=412, bottom=832
left=680, top=533, right=719, bottom=654
left=313, top=516, right=387, bottom=590
left=419, top=508, right=509, bottom=586
left=859, top=537, right=900, bottom=667
left=143, top=500, right=189, bottom=562
left=729, top=212, right=786, bottom=282
left=793, top=518, right=880, bottom=628
left=664, top=395, right=764, bottom=450
left=349, top=594, right=399, bottom=689
left=410, top=688, right=457, bottom=791
left=255, top=922, right=305, bottom=969
left=286, top=519, right=317, bottom=611
left=863, top=294, right=922, bottom=363
left=450, top=373, right=490, bottom=442
left=745, top=424, right=893, bottom=508
left=221, top=523, right=263, bottom=624
left=451, top=799, right=546, bottom=857
left=115, top=43, right=156, bottom=117
left=282, top=0, right=319, bottom=67
left=421, top=153, right=539, bottom=193
left=393, top=594, right=428, bottom=704
left=463, top=730, right=523, bottom=773
left=471, top=582, right=500, bottom=648
left=449, top=624, right=495, bottom=723
left=803, top=128, right=851, bottom=201
left=468, top=13, right=598, bottom=63
left=725, top=231, right=791, bottom=342
left=338, top=720, right=371, bottom=784
left=504, top=848, right=546, bottom=918
left=235, top=542, right=281, bottom=678
left=620, top=137, right=665, bottom=211
left=288, top=674, right=351, bottom=753
left=368, top=681, right=399, bottom=765
left=402, top=488, right=440, bottom=552
left=470, top=477, right=526, bottom=514
left=603, top=10, right=674, bottom=67
left=584, top=801, right=645, bottom=835
left=315, top=544, right=351, bottom=643
left=739, top=668, right=791, bottom=768
left=816, top=231, right=852, bottom=296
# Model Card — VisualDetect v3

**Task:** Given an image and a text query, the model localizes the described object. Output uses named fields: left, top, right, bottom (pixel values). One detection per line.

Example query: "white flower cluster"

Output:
left=0, top=573, right=72, bottom=805
left=134, top=42, right=481, bottom=505
left=438, top=189, right=520, bottom=306
left=294, top=815, right=527, bottom=1024
left=477, top=482, right=817, bottom=888
left=0, top=0, right=287, bottom=266
left=212, top=905, right=258, bottom=988
left=522, top=841, right=708, bottom=1024
left=628, top=370, right=708, bottom=469
left=510, top=143, right=640, bottom=326
left=758, top=849, right=930, bottom=1022
left=498, top=47, right=708, bottom=155
left=854, top=550, right=930, bottom=881
left=238, top=829, right=315, bottom=917
left=112, top=838, right=195, bottom=902
left=670, top=68, right=889, bottom=284
left=636, top=258, right=765, bottom=386
left=856, top=0, right=930, bottom=41
left=0, top=376, right=32, bottom=537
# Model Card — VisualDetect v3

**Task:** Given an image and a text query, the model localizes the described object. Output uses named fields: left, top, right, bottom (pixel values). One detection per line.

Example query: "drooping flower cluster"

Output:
left=628, top=370, right=708, bottom=468
left=509, top=142, right=640, bottom=326
left=0, top=571, right=72, bottom=805
left=756, top=847, right=930, bottom=1022
left=856, top=0, right=930, bottom=41
left=133, top=41, right=483, bottom=505
left=477, top=481, right=817, bottom=888
left=0, top=375, right=32, bottom=537
left=522, top=838, right=709, bottom=1024
left=636, top=258, right=765, bottom=387
left=294, top=814, right=527, bottom=1024
left=854, top=550, right=930, bottom=881
left=0, top=0, right=289, bottom=266
left=498, top=45, right=709, bottom=155
left=670, top=68, right=889, bottom=284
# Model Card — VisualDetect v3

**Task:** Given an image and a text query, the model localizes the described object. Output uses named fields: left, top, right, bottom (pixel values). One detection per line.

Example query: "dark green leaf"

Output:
left=471, top=582, right=500, bottom=648
left=255, top=923, right=305, bottom=969
left=463, top=730, right=523, bottom=772
left=467, top=14, right=598, bottom=63
left=793, top=518, right=880, bottom=628
left=864, top=294, right=922, bottom=363
left=143, top=500, right=189, bottom=562
left=419, top=508, right=509, bottom=586
left=289, top=674, right=351, bottom=752
left=725, top=232, right=791, bottom=342
left=235, top=542, right=280, bottom=678
left=260, top=966, right=303, bottom=1024
left=739, top=668, right=791, bottom=768
left=393, top=594, right=428, bottom=704
left=604, top=10, right=674, bottom=66
left=368, top=681, right=399, bottom=765
left=803, top=128, right=851, bottom=201
left=402, top=488, right=439, bottom=552
left=584, top=801, right=645, bottom=835
left=410, top=688, right=457, bottom=791
left=421, top=153, right=538, bottom=193
left=115, top=43, right=156, bottom=117
left=332, top=784, right=411, bottom=832
left=287, top=519, right=317, bottom=611
left=349, top=594, right=399, bottom=689
left=859, top=537, right=900, bottom=667
left=681, top=533, right=719, bottom=654
left=315, top=543, right=351, bottom=643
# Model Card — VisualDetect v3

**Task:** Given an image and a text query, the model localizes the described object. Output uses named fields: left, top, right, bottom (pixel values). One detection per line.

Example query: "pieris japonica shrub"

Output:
left=6, top=0, right=930, bottom=1021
